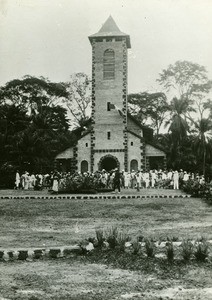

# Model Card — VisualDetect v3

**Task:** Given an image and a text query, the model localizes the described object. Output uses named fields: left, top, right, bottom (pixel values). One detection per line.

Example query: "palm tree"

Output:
left=167, top=97, right=191, bottom=144
left=192, top=118, right=212, bottom=177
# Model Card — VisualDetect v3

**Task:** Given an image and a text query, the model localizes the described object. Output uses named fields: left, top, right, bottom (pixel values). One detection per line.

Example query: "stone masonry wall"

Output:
left=127, top=132, right=142, bottom=171
left=77, top=133, right=91, bottom=171
left=91, top=38, right=127, bottom=170
left=94, top=151, right=125, bottom=171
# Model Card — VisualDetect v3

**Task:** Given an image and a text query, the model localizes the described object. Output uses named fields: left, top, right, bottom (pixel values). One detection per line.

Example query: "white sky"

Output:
left=0, top=0, right=212, bottom=95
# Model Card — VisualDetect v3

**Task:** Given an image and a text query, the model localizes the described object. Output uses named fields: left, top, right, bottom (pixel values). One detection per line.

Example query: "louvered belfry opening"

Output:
left=103, top=49, right=115, bottom=80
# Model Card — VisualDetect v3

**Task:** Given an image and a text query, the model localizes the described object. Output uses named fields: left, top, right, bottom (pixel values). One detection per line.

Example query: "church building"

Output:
left=56, top=16, right=166, bottom=173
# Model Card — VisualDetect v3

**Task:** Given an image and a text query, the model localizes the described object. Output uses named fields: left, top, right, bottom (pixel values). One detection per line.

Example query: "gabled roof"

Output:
left=89, top=16, right=131, bottom=48
left=146, top=141, right=167, bottom=154
left=127, top=112, right=153, bottom=141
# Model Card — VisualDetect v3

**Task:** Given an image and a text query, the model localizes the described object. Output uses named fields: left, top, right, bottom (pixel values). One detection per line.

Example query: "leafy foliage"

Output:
left=144, top=238, right=156, bottom=258
left=194, top=238, right=210, bottom=262
left=0, top=77, right=74, bottom=179
left=191, top=118, right=212, bottom=176
left=95, top=229, right=105, bottom=248
left=128, top=92, right=169, bottom=134
left=131, top=239, right=142, bottom=255
left=117, top=232, right=131, bottom=252
left=157, top=61, right=212, bottom=101
left=106, top=227, right=119, bottom=249
left=156, top=61, right=212, bottom=173
left=181, top=239, right=194, bottom=261
left=0, top=75, right=68, bottom=115
left=165, top=240, right=174, bottom=262
left=62, top=73, right=91, bottom=128
left=59, top=173, right=96, bottom=193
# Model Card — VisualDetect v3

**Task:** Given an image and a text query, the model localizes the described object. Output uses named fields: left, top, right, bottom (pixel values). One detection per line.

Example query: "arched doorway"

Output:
left=81, top=160, right=88, bottom=173
left=130, top=159, right=138, bottom=172
left=98, top=155, right=119, bottom=171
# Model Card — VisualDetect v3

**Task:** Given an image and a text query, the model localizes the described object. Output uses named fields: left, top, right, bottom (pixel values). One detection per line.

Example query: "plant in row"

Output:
left=94, top=228, right=211, bottom=263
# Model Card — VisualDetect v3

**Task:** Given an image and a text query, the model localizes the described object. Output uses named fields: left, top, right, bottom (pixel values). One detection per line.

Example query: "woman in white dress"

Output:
left=52, top=172, right=59, bottom=193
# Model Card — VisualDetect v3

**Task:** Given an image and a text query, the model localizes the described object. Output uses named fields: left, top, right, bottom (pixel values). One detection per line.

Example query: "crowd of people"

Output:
left=14, top=169, right=205, bottom=193
left=15, top=171, right=52, bottom=191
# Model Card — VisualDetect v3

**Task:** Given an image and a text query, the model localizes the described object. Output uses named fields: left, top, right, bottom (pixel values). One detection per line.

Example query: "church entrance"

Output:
left=99, top=155, right=119, bottom=171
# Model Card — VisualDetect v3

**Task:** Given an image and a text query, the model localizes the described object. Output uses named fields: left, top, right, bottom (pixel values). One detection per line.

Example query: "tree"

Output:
left=157, top=61, right=212, bottom=100
left=62, top=73, right=91, bottom=128
left=0, top=76, right=75, bottom=174
left=0, top=104, right=30, bottom=162
left=157, top=133, right=197, bottom=171
left=0, top=75, right=68, bottom=116
left=157, top=61, right=212, bottom=120
left=192, top=118, right=212, bottom=177
left=157, top=61, right=212, bottom=172
left=128, top=92, right=169, bottom=135
left=15, top=105, right=73, bottom=173
left=166, top=97, right=191, bottom=145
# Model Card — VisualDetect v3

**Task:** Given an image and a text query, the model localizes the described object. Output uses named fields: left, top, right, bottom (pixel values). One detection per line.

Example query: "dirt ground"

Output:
left=0, top=258, right=212, bottom=300
left=0, top=190, right=212, bottom=299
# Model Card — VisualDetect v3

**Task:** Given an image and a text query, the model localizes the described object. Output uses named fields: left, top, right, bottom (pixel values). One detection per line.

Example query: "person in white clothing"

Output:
left=135, top=171, right=142, bottom=191
left=167, top=170, right=173, bottom=180
left=144, top=172, right=150, bottom=188
left=151, top=170, right=157, bottom=188
left=124, top=172, right=130, bottom=188
left=183, top=171, right=189, bottom=182
left=173, top=171, right=179, bottom=189
left=15, top=171, right=20, bottom=189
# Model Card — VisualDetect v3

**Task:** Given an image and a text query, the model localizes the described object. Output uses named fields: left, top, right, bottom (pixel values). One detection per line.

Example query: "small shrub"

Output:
left=181, top=239, right=194, bottom=261
left=194, top=238, right=209, bottom=262
left=18, top=250, right=28, bottom=260
left=106, top=227, right=119, bottom=249
left=165, top=241, right=174, bottom=262
left=144, top=238, right=155, bottom=258
left=63, top=247, right=81, bottom=257
left=117, top=232, right=130, bottom=252
left=131, top=239, right=141, bottom=255
left=95, top=228, right=105, bottom=248
left=7, top=251, right=14, bottom=260
left=0, top=251, right=4, bottom=260
left=49, top=249, right=61, bottom=259
left=33, top=250, right=43, bottom=259
left=171, top=236, right=179, bottom=242
left=137, top=235, right=144, bottom=242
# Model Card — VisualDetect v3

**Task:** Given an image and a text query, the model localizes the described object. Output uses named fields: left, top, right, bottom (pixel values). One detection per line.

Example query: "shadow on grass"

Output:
left=81, top=248, right=212, bottom=280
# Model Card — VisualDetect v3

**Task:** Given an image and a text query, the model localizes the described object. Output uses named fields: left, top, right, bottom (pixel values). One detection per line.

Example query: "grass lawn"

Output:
left=0, top=193, right=212, bottom=248
left=0, top=192, right=212, bottom=299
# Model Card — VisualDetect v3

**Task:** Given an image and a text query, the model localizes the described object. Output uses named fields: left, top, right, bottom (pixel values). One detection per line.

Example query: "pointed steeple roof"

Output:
left=89, top=16, right=131, bottom=48
left=98, top=15, right=122, bottom=33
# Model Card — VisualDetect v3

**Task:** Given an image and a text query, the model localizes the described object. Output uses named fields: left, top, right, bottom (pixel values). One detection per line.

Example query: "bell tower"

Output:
left=88, top=16, right=131, bottom=172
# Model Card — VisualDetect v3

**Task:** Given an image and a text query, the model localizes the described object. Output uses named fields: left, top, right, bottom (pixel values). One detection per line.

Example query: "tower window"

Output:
left=107, top=102, right=111, bottom=111
left=107, top=132, right=111, bottom=140
left=103, top=49, right=115, bottom=80
left=131, top=142, right=133, bottom=146
left=85, top=143, right=88, bottom=147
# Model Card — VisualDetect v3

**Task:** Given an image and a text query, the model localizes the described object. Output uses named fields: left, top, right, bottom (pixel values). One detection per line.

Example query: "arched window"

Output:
left=130, top=159, right=138, bottom=172
left=103, top=49, right=115, bottom=80
left=81, top=160, right=88, bottom=173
